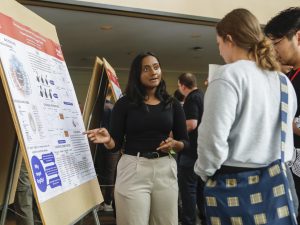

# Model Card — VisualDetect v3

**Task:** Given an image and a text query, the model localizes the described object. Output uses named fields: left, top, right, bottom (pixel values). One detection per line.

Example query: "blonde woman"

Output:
left=195, top=9, right=298, bottom=224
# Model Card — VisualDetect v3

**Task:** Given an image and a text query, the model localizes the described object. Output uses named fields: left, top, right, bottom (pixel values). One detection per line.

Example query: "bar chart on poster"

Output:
left=0, top=1, right=102, bottom=225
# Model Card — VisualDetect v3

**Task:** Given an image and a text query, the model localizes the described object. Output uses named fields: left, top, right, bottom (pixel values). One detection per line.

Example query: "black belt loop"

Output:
left=125, top=151, right=168, bottom=159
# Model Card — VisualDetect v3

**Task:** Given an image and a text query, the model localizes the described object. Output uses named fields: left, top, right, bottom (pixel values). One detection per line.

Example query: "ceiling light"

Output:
left=192, top=46, right=203, bottom=51
left=100, top=25, right=113, bottom=31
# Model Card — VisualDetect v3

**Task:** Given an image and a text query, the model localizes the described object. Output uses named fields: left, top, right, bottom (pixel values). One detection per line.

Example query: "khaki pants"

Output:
left=15, top=160, right=37, bottom=225
left=115, top=154, right=178, bottom=225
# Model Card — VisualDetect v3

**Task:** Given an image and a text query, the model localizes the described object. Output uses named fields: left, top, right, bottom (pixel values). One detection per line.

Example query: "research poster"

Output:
left=0, top=12, right=96, bottom=203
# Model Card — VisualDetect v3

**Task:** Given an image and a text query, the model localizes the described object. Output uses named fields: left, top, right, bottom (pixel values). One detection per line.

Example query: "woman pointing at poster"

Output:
left=85, top=52, right=189, bottom=225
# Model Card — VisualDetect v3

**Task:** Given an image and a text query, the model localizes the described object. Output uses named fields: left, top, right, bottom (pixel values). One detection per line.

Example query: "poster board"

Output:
left=83, top=57, right=108, bottom=158
left=0, top=1, right=102, bottom=225
left=83, top=57, right=122, bottom=159
left=83, top=57, right=122, bottom=129
left=83, top=57, right=106, bottom=130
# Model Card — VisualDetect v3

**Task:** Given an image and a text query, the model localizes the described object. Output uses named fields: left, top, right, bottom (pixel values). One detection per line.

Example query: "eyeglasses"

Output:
left=271, top=38, right=284, bottom=46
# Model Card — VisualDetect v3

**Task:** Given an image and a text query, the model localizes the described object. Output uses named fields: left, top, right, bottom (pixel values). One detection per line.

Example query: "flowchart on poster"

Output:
left=0, top=13, right=96, bottom=203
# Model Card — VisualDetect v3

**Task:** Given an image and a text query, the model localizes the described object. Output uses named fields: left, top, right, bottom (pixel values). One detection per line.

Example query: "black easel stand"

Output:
left=0, top=139, right=19, bottom=225
left=74, top=205, right=101, bottom=225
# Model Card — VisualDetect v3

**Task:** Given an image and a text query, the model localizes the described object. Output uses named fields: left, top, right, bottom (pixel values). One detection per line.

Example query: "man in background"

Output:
left=177, top=73, right=205, bottom=225
left=265, top=7, right=300, bottom=223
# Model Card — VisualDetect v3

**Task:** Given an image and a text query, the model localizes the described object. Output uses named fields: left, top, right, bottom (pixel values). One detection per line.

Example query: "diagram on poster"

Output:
left=0, top=12, right=96, bottom=203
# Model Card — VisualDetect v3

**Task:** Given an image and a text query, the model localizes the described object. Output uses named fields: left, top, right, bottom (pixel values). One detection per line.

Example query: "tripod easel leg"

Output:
left=0, top=140, right=19, bottom=225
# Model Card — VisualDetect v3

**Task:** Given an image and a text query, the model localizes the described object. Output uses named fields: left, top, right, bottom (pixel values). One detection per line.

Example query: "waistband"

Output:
left=125, top=151, right=169, bottom=159
left=214, top=165, right=266, bottom=176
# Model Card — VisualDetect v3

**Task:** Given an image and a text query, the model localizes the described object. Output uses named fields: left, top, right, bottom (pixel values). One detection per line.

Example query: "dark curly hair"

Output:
left=124, top=52, right=172, bottom=108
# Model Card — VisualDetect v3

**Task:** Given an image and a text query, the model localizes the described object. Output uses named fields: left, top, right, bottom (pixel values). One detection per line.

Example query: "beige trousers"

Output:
left=114, top=154, right=178, bottom=225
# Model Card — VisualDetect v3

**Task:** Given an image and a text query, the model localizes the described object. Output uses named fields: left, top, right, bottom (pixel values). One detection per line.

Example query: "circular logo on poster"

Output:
left=9, top=55, right=31, bottom=96
left=31, top=156, right=47, bottom=192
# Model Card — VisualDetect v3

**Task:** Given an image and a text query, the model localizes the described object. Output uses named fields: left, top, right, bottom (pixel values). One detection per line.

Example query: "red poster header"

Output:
left=106, top=68, right=121, bottom=88
left=0, top=13, right=64, bottom=61
left=103, top=59, right=121, bottom=88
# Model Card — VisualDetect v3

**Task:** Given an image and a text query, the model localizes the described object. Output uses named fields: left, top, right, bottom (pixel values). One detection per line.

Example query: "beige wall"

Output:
left=70, top=67, right=207, bottom=103
left=75, top=0, right=298, bottom=24
left=69, top=0, right=298, bottom=102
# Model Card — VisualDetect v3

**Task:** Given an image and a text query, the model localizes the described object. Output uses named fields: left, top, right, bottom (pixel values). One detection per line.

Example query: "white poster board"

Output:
left=0, top=12, right=96, bottom=203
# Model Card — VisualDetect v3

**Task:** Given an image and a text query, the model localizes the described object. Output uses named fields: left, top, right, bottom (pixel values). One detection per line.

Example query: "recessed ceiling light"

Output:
left=100, top=25, right=113, bottom=31
left=192, top=46, right=203, bottom=51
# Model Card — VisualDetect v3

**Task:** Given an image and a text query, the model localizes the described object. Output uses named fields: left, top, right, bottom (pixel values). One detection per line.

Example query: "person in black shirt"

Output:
left=85, top=52, right=189, bottom=225
left=265, top=7, right=300, bottom=222
left=177, top=73, right=205, bottom=225
left=174, top=89, right=185, bottom=106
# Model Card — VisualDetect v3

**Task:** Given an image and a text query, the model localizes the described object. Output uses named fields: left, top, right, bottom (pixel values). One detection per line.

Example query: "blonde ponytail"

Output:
left=216, top=9, right=281, bottom=72
left=250, top=37, right=280, bottom=71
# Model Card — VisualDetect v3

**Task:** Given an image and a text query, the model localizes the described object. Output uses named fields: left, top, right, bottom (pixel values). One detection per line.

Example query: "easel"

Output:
left=82, top=57, right=122, bottom=224
left=0, top=1, right=103, bottom=224
left=80, top=58, right=110, bottom=224
left=83, top=57, right=121, bottom=163
left=76, top=206, right=101, bottom=225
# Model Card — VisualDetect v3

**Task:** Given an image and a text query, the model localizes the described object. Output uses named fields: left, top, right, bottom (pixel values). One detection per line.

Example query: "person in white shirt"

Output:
left=194, top=8, right=298, bottom=223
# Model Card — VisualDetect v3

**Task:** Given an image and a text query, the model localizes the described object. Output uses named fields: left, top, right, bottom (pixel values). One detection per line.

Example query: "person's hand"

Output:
left=157, top=137, right=176, bottom=153
left=84, top=128, right=111, bottom=144
left=293, top=119, right=300, bottom=136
